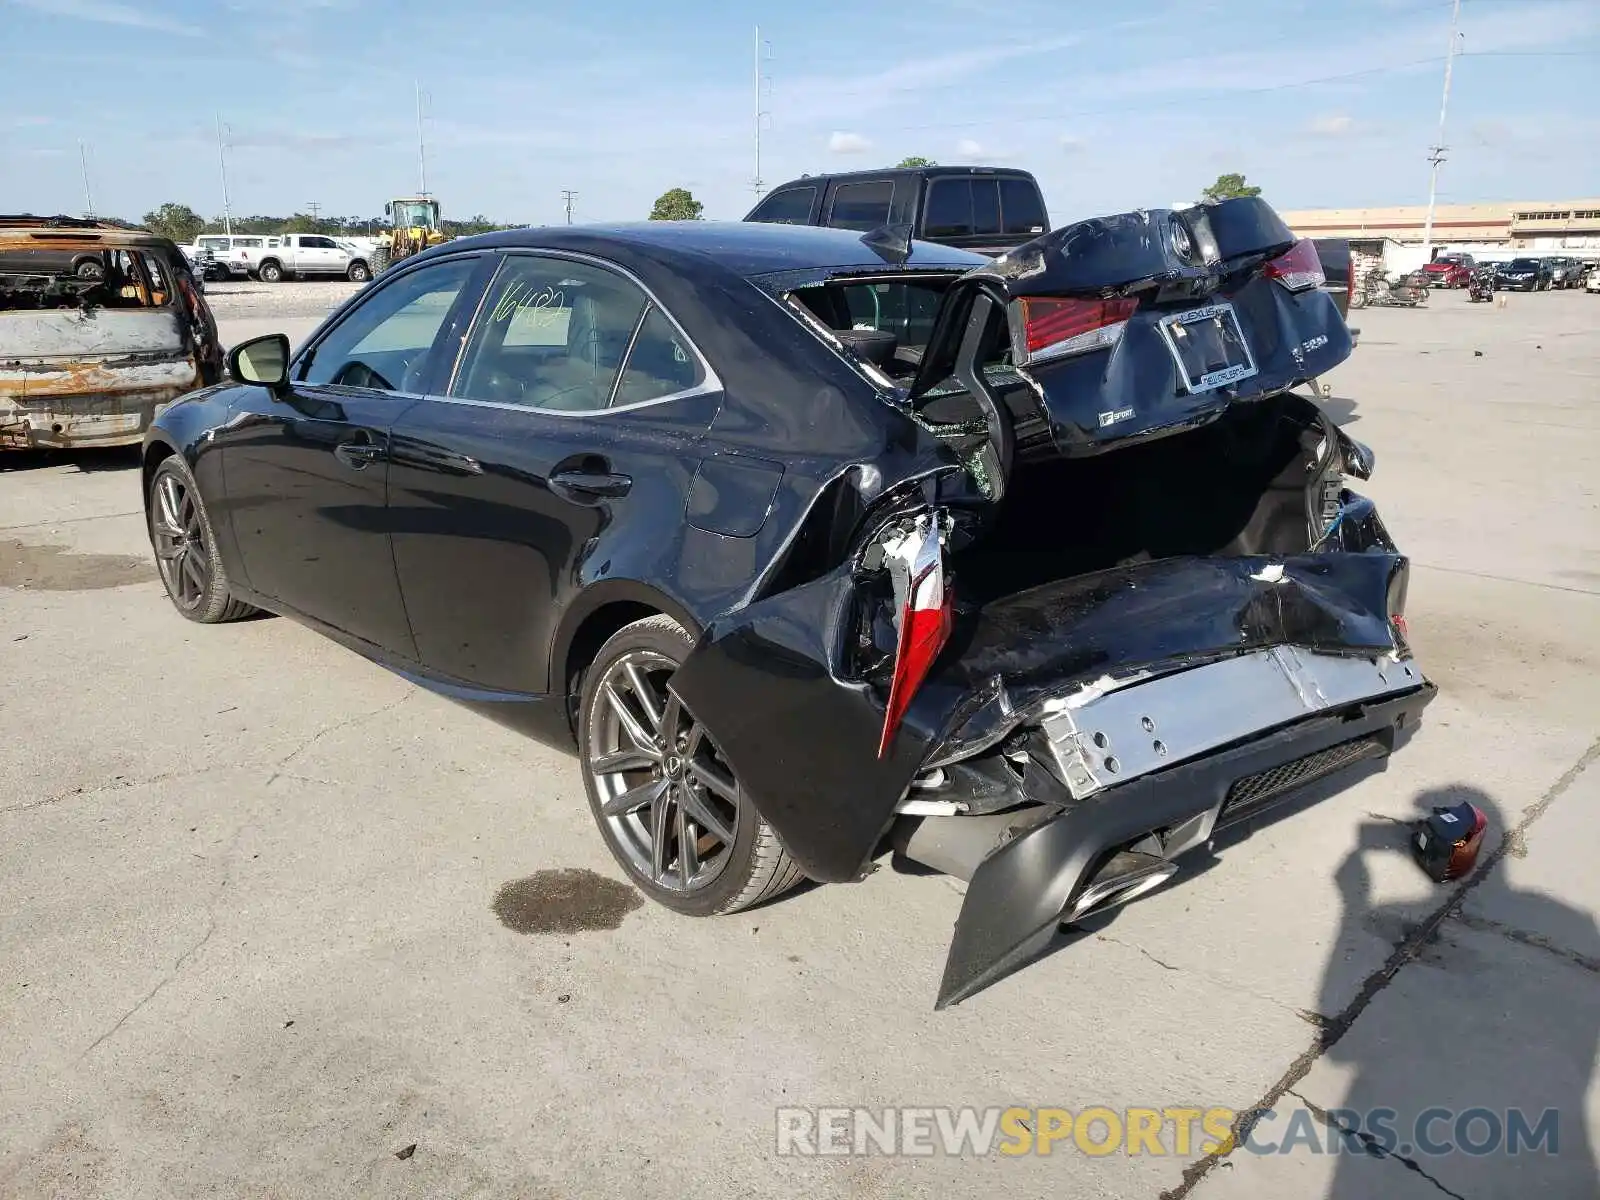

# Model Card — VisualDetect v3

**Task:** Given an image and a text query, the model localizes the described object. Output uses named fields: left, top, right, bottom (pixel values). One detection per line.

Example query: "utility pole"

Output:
left=752, top=25, right=771, bottom=196
left=216, top=115, right=233, bottom=236
left=78, top=141, right=95, bottom=219
left=561, top=190, right=577, bottom=225
left=416, top=80, right=429, bottom=197
left=1421, top=0, right=1462, bottom=261
left=307, top=201, right=322, bottom=229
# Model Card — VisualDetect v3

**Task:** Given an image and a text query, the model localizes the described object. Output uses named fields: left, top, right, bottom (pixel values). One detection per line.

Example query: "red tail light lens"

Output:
left=1264, top=238, right=1326, bottom=293
left=1017, top=296, right=1138, bottom=364
left=875, top=519, right=952, bottom=759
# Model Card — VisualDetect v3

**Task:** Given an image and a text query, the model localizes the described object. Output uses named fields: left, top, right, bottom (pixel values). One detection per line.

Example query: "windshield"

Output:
left=1508, top=259, right=1539, bottom=270
left=391, top=201, right=438, bottom=229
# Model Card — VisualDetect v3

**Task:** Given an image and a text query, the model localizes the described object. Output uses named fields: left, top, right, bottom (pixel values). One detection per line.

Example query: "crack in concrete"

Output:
left=1287, top=1088, right=1468, bottom=1200
left=263, top=693, right=414, bottom=787
left=0, top=509, right=144, bottom=534
left=1451, top=910, right=1600, bottom=975
left=1093, top=933, right=1325, bottom=1029
left=75, top=813, right=256, bottom=1063
left=1, top=764, right=243, bottom=816
left=1158, top=733, right=1600, bottom=1200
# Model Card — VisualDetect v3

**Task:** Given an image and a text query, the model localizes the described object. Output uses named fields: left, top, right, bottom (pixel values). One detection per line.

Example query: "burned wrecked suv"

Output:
left=143, top=199, right=1431, bottom=1007
left=2, top=216, right=220, bottom=450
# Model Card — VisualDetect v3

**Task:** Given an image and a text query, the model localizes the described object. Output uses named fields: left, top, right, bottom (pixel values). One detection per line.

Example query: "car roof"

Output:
left=441, top=221, right=990, bottom=278
left=0, top=216, right=178, bottom=251
left=767, top=165, right=1040, bottom=187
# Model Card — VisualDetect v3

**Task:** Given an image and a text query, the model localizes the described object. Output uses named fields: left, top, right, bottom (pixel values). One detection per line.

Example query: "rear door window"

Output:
left=452, top=255, right=649, bottom=412
left=748, top=187, right=817, bottom=224
left=827, top=181, right=895, bottom=232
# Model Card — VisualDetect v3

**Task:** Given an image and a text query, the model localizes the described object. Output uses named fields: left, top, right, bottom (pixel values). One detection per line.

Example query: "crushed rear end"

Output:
left=671, top=197, right=1430, bottom=1007
left=1, top=220, right=220, bottom=450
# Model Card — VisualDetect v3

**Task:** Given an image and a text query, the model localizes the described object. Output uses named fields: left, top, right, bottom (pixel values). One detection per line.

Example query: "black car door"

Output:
left=218, top=254, right=487, bottom=656
left=386, top=250, right=723, bottom=694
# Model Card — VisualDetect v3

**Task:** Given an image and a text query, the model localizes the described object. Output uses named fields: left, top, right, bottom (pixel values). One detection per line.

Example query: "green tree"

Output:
left=141, top=202, right=205, bottom=244
left=649, top=187, right=704, bottom=221
left=283, top=212, right=322, bottom=234
left=1201, top=173, right=1262, bottom=201
left=896, top=156, right=938, bottom=168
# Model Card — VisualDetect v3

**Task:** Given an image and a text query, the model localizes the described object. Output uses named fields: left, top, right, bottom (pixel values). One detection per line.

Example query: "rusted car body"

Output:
left=1, top=216, right=221, bottom=451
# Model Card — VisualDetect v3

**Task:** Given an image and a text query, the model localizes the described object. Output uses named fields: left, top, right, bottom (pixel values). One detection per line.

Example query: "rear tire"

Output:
left=576, top=615, right=804, bottom=917
left=370, top=246, right=392, bottom=276
left=147, top=456, right=257, bottom=624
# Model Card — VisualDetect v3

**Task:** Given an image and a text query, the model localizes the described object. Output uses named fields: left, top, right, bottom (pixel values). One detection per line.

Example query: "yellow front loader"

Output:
left=370, top=197, right=448, bottom=274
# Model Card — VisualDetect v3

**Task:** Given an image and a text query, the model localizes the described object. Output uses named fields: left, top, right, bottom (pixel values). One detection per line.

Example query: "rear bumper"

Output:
left=936, top=679, right=1436, bottom=1008
left=1, top=393, right=173, bottom=450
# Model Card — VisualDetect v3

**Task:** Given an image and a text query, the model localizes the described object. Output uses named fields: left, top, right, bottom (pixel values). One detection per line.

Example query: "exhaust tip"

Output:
left=1065, top=851, right=1179, bottom=923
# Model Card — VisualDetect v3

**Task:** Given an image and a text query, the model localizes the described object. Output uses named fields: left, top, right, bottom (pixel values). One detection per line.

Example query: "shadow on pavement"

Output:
left=1310, top=786, right=1598, bottom=1197
left=0, top=446, right=141, bottom=473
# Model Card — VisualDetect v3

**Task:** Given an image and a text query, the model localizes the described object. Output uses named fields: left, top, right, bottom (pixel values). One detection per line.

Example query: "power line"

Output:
left=561, top=189, right=577, bottom=224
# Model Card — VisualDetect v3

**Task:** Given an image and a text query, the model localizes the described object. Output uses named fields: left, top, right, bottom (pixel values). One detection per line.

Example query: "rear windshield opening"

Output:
left=789, top=277, right=994, bottom=382
left=0, top=247, right=176, bottom=312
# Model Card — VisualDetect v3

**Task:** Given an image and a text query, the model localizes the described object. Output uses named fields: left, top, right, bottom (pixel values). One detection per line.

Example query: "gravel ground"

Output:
left=0, top=289, right=1596, bottom=1199
left=203, top=280, right=364, bottom=351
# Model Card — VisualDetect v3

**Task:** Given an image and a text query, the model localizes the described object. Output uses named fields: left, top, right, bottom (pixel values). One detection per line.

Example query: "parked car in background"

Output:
left=745, top=165, right=1050, bottom=257
left=141, top=201, right=1433, bottom=1007
left=2, top=216, right=220, bottom=450
left=191, top=234, right=271, bottom=280
left=1586, top=264, right=1600, bottom=293
left=1545, top=257, right=1582, bottom=289
left=255, top=234, right=372, bottom=283
left=1421, top=252, right=1474, bottom=288
left=1496, top=257, right=1552, bottom=291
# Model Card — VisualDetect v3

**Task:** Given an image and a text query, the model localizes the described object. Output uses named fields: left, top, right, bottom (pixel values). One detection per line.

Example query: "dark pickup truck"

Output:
left=744, top=165, right=1051, bottom=256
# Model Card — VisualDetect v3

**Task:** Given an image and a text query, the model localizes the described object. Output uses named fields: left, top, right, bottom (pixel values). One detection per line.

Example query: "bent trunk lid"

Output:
left=908, top=197, right=1352, bottom=463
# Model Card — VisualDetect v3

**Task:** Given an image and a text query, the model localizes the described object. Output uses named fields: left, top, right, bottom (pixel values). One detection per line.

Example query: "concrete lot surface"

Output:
left=2, top=289, right=1596, bottom=1198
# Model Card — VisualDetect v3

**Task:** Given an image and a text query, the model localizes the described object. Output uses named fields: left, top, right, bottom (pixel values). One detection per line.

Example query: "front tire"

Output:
left=148, top=457, right=257, bottom=624
left=258, top=260, right=283, bottom=283
left=347, top=260, right=371, bottom=283
left=577, top=615, right=803, bottom=916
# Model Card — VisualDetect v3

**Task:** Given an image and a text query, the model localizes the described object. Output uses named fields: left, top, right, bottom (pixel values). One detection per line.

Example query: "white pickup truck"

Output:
left=254, top=234, right=372, bottom=283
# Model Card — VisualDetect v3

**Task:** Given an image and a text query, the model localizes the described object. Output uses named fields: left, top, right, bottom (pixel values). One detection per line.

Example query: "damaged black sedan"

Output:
left=141, top=202, right=1433, bottom=1007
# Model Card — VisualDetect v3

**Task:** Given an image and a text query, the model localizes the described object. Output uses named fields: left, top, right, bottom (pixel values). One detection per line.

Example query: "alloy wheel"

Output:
left=587, top=649, right=742, bottom=893
left=150, top=473, right=211, bottom=611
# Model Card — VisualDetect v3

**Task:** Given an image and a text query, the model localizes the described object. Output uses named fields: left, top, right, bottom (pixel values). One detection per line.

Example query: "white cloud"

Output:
left=1308, top=114, right=1355, bottom=137
left=956, top=138, right=984, bottom=157
left=1059, top=134, right=1088, bottom=153
left=7, top=0, right=202, bottom=36
left=828, top=131, right=873, bottom=155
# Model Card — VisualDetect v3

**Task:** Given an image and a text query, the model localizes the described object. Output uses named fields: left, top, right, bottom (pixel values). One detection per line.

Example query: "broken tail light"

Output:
left=875, top=516, right=953, bottom=759
left=1263, top=238, right=1326, bottom=293
left=1015, top=296, right=1139, bottom=365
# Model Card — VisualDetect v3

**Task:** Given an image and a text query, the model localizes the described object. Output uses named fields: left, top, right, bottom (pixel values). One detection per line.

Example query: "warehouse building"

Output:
left=1281, top=200, right=1600, bottom=256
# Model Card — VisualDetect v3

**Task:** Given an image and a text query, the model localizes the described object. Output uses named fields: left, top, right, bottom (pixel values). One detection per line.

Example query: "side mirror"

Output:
left=228, top=333, right=291, bottom=393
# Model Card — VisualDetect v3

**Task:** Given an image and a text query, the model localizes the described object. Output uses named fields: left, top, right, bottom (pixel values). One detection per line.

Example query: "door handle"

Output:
left=549, top=468, right=632, bottom=501
left=334, top=436, right=386, bottom=471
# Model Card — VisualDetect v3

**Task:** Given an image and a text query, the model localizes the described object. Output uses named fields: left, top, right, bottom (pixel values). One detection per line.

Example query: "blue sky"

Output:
left=2, top=0, right=1597, bottom=227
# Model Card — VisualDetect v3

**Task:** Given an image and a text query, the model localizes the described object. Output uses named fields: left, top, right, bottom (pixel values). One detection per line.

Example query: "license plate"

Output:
left=1157, top=303, right=1258, bottom=394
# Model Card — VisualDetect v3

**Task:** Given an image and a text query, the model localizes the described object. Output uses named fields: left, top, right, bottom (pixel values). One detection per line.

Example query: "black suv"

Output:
left=744, top=166, right=1050, bottom=256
